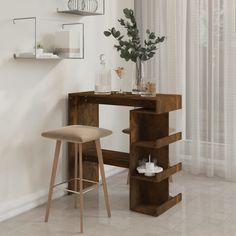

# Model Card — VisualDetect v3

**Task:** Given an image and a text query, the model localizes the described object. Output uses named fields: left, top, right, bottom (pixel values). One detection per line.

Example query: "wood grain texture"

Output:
left=68, top=94, right=99, bottom=190
left=131, top=163, right=182, bottom=183
left=83, top=149, right=129, bottom=168
left=130, top=110, right=170, bottom=212
left=131, top=193, right=182, bottom=217
left=123, top=127, right=176, bottom=135
left=68, top=92, right=182, bottom=217
left=69, top=91, right=182, bottom=113
left=134, top=132, right=182, bottom=149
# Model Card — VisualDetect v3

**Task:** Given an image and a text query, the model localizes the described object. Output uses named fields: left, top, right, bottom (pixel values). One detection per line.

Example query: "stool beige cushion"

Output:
left=42, top=125, right=112, bottom=143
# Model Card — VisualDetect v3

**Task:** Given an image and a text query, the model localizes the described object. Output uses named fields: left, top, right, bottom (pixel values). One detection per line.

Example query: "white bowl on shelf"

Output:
left=137, top=165, right=163, bottom=177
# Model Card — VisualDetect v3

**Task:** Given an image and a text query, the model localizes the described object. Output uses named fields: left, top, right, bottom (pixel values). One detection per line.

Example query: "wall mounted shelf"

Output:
left=13, top=55, right=62, bottom=60
left=57, top=9, right=103, bottom=16
left=12, top=17, right=84, bottom=60
left=57, top=0, right=105, bottom=16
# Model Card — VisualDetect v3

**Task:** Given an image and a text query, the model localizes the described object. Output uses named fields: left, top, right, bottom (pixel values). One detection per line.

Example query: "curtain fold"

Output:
left=135, top=0, right=236, bottom=181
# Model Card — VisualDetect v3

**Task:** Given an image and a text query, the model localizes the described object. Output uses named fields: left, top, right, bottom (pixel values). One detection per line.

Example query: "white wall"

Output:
left=0, top=0, right=134, bottom=221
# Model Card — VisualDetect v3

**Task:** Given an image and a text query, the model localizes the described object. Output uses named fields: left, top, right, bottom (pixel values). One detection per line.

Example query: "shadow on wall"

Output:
left=0, top=57, right=67, bottom=176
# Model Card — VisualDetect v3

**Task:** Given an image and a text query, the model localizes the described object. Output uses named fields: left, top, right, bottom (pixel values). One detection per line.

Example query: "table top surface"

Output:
left=69, top=91, right=182, bottom=113
left=69, top=91, right=181, bottom=100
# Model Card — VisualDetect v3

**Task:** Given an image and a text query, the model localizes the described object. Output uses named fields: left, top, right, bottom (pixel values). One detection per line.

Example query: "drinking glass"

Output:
left=115, top=67, right=125, bottom=94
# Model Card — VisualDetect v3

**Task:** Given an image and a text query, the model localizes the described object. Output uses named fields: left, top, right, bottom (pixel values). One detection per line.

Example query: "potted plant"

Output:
left=36, top=43, right=44, bottom=54
left=104, top=8, right=165, bottom=94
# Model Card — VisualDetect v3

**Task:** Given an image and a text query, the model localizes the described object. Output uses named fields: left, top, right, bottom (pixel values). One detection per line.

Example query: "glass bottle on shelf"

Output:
left=95, top=54, right=111, bottom=95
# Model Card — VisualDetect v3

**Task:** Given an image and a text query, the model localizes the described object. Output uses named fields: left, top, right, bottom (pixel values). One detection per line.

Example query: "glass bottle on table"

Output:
left=95, top=54, right=111, bottom=95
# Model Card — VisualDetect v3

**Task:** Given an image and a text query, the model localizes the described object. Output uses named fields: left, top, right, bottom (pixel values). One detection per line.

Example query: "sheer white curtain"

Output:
left=135, top=0, right=236, bottom=181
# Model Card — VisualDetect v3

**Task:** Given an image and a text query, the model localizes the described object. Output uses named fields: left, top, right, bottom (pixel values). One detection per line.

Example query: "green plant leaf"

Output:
left=104, top=8, right=165, bottom=63
left=111, top=27, right=116, bottom=35
left=159, top=36, right=165, bottom=42
left=123, top=8, right=133, bottom=19
left=149, top=32, right=156, bottom=39
left=115, top=31, right=121, bottom=38
left=118, top=19, right=125, bottom=26
left=104, top=31, right=111, bottom=37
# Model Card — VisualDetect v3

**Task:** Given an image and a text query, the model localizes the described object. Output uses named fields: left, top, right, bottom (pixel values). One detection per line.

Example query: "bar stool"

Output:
left=42, top=125, right=112, bottom=233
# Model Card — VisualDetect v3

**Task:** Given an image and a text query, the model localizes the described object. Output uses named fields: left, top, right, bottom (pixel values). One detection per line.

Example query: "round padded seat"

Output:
left=42, top=125, right=112, bottom=143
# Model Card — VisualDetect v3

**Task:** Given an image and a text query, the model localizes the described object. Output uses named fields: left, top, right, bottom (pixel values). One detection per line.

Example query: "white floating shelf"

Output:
left=13, top=54, right=61, bottom=60
left=13, top=54, right=84, bottom=60
left=57, top=9, right=104, bottom=16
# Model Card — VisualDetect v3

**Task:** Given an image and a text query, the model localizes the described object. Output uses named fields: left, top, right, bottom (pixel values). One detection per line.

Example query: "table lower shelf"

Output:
left=131, top=193, right=182, bottom=217
left=131, top=163, right=182, bottom=183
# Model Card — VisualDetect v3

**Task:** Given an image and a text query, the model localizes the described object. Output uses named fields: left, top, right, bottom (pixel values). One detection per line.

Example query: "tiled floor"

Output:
left=1, top=171, right=236, bottom=236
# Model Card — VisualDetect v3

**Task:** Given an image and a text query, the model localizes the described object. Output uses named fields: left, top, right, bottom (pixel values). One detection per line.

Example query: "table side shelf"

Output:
left=131, top=193, right=182, bottom=217
left=134, top=132, right=182, bottom=149
left=131, top=163, right=182, bottom=183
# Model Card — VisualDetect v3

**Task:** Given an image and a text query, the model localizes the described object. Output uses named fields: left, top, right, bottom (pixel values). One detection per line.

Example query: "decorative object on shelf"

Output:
left=13, top=17, right=84, bottom=60
left=114, top=67, right=125, bottom=94
left=55, top=30, right=81, bottom=58
left=95, top=54, right=111, bottom=95
left=83, top=0, right=98, bottom=12
left=137, top=155, right=163, bottom=177
left=68, top=0, right=85, bottom=11
left=36, top=42, right=44, bottom=54
left=68, top=0, right=76, bottom=10
left=104, top=8, right=165, bottom=94
left=57, top=0, right=104, bottom=16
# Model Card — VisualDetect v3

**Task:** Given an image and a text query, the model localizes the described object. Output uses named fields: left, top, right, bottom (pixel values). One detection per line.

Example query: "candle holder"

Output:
left=137, top=155, right=163, bottom=177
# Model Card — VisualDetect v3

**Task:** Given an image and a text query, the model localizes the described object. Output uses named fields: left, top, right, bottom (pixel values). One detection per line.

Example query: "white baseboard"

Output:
left=0, top=184, right=66, bottom=223
left=0, top=168, right=125, bottom=223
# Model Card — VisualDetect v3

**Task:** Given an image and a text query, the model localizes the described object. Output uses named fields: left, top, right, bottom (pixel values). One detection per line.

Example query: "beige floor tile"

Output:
left=1, top=171, right=236, bottom=235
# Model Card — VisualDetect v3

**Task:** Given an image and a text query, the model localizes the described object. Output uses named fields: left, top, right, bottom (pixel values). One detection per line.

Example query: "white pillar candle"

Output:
left=146, top=162, right=155, bottom=171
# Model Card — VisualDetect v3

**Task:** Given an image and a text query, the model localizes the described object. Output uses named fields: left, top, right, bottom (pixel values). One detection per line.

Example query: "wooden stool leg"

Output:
left=95, top=140, right=111, bottom=218
left=127, top=170, right=130, bottom=185
left=74, top=143, right=78, bottom=208
left=79, top=143, right=84, bottom=233
left=45, top=140, right=62, bottom=222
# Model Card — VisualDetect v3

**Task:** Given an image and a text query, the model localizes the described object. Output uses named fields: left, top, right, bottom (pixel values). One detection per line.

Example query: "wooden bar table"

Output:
left=68, top=91, right=182, bottom=217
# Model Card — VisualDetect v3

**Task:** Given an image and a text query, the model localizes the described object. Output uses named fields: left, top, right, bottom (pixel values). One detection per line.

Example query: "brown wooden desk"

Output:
left=68, top=91, right=182, bottom=216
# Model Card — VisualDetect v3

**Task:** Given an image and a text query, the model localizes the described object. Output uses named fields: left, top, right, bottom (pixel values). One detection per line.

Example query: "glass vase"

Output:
left=132, top=58, right=145, bottom=94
